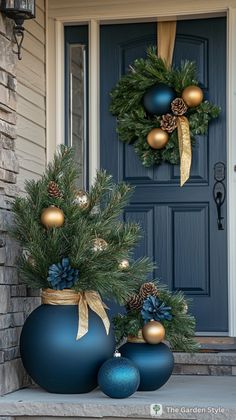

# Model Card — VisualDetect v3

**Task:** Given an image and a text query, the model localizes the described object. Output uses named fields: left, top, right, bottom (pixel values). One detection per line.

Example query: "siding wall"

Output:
left=0, top=0, right=46, bottom=396
left=16, top=0, right=46, bottom=191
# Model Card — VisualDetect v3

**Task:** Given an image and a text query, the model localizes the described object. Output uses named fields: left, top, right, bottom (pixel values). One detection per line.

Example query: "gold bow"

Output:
left=157, top=21, right=192, bottom=186
left=157, top=21, right=177, bottom=69
left=41, top=288, right=110, bottom=340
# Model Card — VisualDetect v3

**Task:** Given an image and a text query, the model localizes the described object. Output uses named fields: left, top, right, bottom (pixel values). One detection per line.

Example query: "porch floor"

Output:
left=1, top=376, right=236, bottom=420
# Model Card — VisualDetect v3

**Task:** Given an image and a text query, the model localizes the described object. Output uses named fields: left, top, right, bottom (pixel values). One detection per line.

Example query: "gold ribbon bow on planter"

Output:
left=41, top=288, right=110, bottom=340
left=157, top=21, right=192, bottom=186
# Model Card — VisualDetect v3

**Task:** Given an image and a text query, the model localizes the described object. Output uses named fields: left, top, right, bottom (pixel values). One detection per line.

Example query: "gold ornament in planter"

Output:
left=182, top=303, right=188, bottom=314
left=41, top=206, right=65, bottom=228
left=74, top=190, right=90, bottom=209
left=27, top=255, right=36, bottom=267
left=92, top=238, right=108, bottom=252
left=142, top=320, right=165, bottom=344
left=118, top=259, right=130, bottom=270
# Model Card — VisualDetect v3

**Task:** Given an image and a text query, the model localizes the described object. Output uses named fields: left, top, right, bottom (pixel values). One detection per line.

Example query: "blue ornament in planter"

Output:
left=143, top=83, right=176, bottom=116
left=98, top=351, right=140, bottom=398
left=120, top=341, right=174, bottom=391
left=20, top=299, right=115, bottom=394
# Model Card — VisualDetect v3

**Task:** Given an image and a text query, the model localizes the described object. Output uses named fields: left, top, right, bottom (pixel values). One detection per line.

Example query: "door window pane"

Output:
left=68, top=44, right=87, bottom=188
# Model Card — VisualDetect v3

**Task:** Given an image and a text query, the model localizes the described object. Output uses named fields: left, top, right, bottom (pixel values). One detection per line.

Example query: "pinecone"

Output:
left=139, top=282, right=158, bottom=299
left=48, top=181, right=62, bottom=198
left=160, top=114, right=177, bottom=133
left=171, top=98, right=188, bottom=116
left=127, top=294, right=143, bottom=310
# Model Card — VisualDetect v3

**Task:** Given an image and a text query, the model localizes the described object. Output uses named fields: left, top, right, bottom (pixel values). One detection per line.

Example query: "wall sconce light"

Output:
left=0, top=0, right=36, bottom=60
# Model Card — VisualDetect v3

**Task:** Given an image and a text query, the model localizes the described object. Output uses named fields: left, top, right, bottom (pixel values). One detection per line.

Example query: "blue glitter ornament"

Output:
left=143, top=83, right=176, bottom=116
left=47, top=258, right=79, bottom=290
left=98, top=351, right=140, bottom=398
left=141, top=295, right=172, bottom=323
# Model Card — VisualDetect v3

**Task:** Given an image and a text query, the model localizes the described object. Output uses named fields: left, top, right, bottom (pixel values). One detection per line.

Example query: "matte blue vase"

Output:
left=20, top=304, right=115, bottom=394
left=120, top=342, right=174, bottom=391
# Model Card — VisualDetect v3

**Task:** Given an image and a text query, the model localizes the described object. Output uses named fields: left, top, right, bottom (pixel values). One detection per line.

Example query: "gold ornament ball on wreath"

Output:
left=142, top=320, right=165, bottom=344
left=147, top=128, right=169, bottom=150
left=182, top=85, right=203, bottom=108
left=41, top=206, right=65, bottom=228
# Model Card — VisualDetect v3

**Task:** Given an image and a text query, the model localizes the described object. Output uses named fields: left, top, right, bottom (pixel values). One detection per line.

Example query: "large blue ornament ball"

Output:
left=143, top=83, right=176, bottom=116
left=121, top=342, right=174, bottom=391
left=20, top=304, right=115, bottom=394
left=98, top=354, right=140, bottom=398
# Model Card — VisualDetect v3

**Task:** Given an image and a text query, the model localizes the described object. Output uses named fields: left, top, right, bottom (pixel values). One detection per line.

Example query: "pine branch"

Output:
left=113, top=280, right=200, bottom=352
left=11, top=146, right=154, bottom=302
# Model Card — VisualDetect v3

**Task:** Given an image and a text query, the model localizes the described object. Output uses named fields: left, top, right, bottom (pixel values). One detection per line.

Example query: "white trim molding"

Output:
left=46, top=18, right=64, bottom=163
left=46, top=1, right=236, bottom=336
left=89, top=20, right=100, bottom=185
left=227, top=7, right=236, bottom=336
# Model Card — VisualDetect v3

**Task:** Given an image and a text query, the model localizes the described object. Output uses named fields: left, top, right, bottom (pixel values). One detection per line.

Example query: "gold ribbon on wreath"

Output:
left=157, top=21, right=192, bottom=186
left=41, top=288, right=110, bottom=340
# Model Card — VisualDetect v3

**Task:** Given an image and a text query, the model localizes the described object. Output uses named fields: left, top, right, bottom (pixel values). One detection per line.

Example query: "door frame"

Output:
left=46, top=4, right=236, bottom=336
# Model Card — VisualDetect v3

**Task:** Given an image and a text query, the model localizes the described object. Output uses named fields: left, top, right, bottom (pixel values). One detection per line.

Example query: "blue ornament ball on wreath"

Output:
left=98, top=351, right=140, bottom=398
left=143, top=83, right=176, bottom=116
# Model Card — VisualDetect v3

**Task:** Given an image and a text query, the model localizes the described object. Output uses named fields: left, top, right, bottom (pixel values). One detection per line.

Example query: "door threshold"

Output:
left=196, top=335, right=236, bottom=352
left=195, top=332, right=229, bottom=337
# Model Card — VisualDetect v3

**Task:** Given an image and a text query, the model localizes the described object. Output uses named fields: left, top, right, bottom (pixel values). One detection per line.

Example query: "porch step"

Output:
left=173, top=352, right=236, bottom=376
left=1, top=376, right=236, bottom=420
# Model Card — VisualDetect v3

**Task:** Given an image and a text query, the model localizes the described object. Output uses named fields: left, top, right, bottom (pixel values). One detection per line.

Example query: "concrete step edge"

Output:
left=173, top=352, right=236, bottom=366
left=173, top=363, right=236, bottom=376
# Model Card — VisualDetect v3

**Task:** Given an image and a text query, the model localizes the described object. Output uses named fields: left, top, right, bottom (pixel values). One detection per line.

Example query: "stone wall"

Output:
left=0, top=14, right=40, bottom=396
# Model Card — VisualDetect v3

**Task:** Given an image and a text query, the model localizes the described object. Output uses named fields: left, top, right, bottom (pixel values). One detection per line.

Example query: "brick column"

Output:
left=0, top=14, right=40, bottom=395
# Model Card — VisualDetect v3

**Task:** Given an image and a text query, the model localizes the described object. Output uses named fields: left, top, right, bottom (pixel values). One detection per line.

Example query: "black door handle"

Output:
left=214, top=190, right=224, bottom=230
left=213, top=162, right=226, bottom=231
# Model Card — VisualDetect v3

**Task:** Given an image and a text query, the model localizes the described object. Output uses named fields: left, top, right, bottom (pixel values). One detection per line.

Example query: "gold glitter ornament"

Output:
left=92, top=238, right=108, bottom=252
left=74, top=190, right=90, bottom=209
left=118, top=259, right=130, bottom=270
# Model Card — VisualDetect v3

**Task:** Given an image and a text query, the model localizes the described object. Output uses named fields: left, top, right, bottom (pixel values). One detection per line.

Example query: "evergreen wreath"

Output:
left=110, top=47, right=220, bottom=168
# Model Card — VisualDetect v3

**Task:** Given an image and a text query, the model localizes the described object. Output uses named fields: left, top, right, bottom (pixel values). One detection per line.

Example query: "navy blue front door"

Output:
left=100, top=18, right=227, bottom=332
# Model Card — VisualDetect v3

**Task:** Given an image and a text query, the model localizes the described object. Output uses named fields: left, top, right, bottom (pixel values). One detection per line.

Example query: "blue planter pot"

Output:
left=20, top=304, right=115, bottom=394
left=120, top=342, right=174, bottom=391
